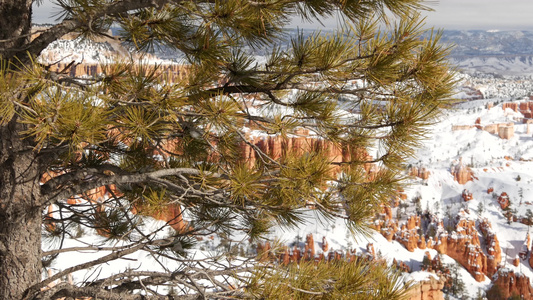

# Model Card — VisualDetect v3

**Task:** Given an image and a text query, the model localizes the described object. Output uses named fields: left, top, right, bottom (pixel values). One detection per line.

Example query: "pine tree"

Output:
left=0, top=0, right=455, bottom=299
left=444, top=262, right=467, bottom=298
left=420, top=254, right=431, bottom=270
left=526, top=209, right=533, bottom=227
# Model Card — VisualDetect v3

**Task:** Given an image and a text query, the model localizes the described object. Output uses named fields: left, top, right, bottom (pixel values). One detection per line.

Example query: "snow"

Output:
left=39, top=36, right=178, bottom=66
left=253, top=95, right=533, bottom=297
left=38, top=32, right=533, bottom=298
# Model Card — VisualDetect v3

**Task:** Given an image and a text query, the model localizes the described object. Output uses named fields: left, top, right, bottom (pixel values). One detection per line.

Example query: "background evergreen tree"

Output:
left=443, top=262, right=467, bottom=299
left=0, top=0, right=455, bottom=298
left=526, top=209, right=533, bottom=228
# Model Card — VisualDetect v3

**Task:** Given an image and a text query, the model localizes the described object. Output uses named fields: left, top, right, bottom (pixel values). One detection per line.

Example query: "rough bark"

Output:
left=0, top=117, right=42, bottom=299
left=0, top=0, right=32, bottom=60
left=0, top=123, right=42, bottom=298
left=0, top=1, right=43, bottom=298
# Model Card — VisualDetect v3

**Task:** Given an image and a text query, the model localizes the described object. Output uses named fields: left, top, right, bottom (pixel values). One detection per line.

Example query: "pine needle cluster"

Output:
left=0, top=0, right=456, bottom=298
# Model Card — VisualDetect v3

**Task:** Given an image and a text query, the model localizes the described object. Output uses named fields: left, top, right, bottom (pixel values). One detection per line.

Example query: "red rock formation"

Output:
left=257, top=241, right=272, bottom=261
left=479, top=219, right=502, bottom=277
left=322, top=236, right=329, bottom=252
left=47, top=62, right=190, bottom=84
left=498, top=123, right=515, bottom=139
left=483, top=123, right=499, bottom=134
left=406, top=277, right=445, bottom=300
left=451, top=158, right=474, bottom=184
left=148, top=204, right=188, bottom=233
left=480, top=122, right=515, bottom=139
left=372, top=204, right=400, bottom=242
left=503, top=102, right=519, bottom=112
left=347, top=249, right=357, bottom=263
left=395, top=223, right=420, bottom=252
left=392, top=197, right=401, bottom=207
left=409, top=166, right=431, bottom=180
left=462, top=189, right=473, bottom=201
left=316, top=252, right=325, bottom=263
left=381, top=205, right=393, bottom=221
left=291, top=246, right=301, bottom=263
left=498, top=192, right=510, bottom=209
left=513, top=256, right=520, bottom=267
left=488, top=269, right=533, bottom=300
left=380, top=220, right=398, bottom=242
left=407, top=215, right=421, bottom=230
left=241, top=132, right=373, bottom=176
left=503, top=101, right=533, bottom=124
left=281, top=246, right=290, bottom=265
left=475, top=117, right=482, bottom=129
left=327, top=251, right=342, bottom=261
left=433, top=216, right=491, bottom=282
left=304, top=234, right=315, bottom=259
left=418, top=236, right=427, bottom=249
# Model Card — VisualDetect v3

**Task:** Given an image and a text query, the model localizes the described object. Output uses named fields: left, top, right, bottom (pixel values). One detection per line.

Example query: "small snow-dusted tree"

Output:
left=1, top=0, right=455, bottom=299
left=420, top=254, right=431, bottom=270
left=477, top=201, right=484, bottom=216
left=526, top=209, right=533, bottom=228
left=443, top=262, right=467, bottom=298
left=474, top=288, right=486, bottom=300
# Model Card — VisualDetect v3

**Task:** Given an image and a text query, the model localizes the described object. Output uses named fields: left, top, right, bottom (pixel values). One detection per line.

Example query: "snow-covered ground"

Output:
left=258, top=96, right=533, bottom=298
left=38, top=33, right=533, bottom=298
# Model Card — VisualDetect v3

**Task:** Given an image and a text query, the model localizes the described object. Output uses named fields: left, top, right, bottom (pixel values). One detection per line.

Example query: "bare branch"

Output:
left=41, top=244, right=133, bottom=257
left=43, top=167, right=208, bottom=203
left=26, top=240, right=157, bottom=299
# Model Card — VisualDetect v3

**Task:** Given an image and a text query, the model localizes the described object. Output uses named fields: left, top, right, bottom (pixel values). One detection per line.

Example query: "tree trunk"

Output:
left=0, top=121, right=42, bottom=298
left=0, top=2, right=43, bottom=298
left=0, top=0, right=33, bottom=60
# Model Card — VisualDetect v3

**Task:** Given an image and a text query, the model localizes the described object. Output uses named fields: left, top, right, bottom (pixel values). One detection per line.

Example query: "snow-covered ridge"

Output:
left=36, top=28, right=177, bottom=65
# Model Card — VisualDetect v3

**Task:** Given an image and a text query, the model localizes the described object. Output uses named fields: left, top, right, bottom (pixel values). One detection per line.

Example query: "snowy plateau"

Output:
left=38, top=30, right=533, bottom=299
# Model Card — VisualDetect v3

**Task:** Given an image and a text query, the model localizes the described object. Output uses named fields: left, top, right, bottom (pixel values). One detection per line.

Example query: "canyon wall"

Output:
left=406, top=277, right=445, bottom=300
left=488, top=269, right=533, bottom=299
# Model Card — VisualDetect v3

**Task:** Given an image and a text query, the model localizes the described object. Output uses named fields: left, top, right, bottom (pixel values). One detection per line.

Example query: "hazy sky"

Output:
left=422, top=0, right=533, bottom=30
left=33, top=0, right=533, bottom=31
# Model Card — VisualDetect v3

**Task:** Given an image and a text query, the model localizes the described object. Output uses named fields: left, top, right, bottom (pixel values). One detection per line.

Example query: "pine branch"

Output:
left=9, top=0, right=173, bottom=64
left=42, top=167, right=223, bottom=203
left=25, top=240, right=151, bottom=299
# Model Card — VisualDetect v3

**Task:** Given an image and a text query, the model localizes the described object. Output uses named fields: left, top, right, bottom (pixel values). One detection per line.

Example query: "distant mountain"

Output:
left=440, top=30, right=533, bottom=57
left=437, top=30, right=533, bottom=75
left=44, top=26, right=533, bottom=76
